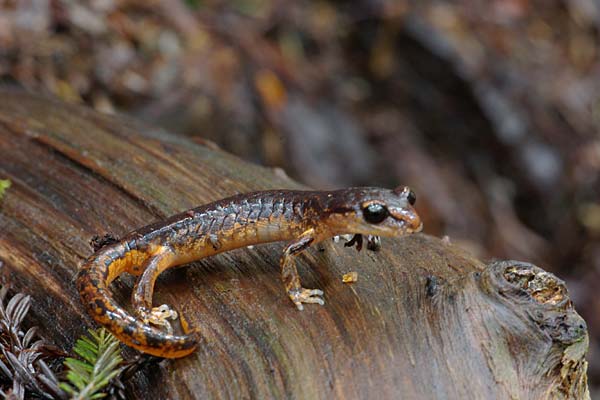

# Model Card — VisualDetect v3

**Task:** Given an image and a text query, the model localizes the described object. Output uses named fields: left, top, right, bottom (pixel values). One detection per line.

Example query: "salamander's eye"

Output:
left=407, top=190, right=416, bottom=206
left=363, top=203, right=389, bottom=224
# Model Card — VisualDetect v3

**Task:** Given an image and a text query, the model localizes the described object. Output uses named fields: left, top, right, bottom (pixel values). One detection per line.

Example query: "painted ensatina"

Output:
left=76, top=187, right=422, bottom=358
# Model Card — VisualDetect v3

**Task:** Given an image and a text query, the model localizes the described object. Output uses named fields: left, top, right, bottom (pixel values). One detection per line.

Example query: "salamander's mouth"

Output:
left=396, top=219, right=423, bottom=233
left=402, top=221, right=423, bottom=233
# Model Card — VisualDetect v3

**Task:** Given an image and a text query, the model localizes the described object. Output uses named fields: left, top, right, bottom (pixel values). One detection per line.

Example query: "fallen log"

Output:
left=0, top=89, right=589, bottom=399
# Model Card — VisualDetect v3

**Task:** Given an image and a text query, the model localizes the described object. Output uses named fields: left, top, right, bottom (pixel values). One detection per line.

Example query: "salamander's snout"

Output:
left=389, top=204, right=422, bottom=233
left=390, top=186, right=422, bottom=233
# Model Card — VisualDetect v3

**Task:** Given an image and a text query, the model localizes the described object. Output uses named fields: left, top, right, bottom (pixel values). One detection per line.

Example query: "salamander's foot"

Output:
left=344, top=234, right=363, bottom=251
left=342, top=234, right=381, bottom=252
left=366, top=235, right=381, bottom=251
left=288, top=288, right=324, bottom=311
left=140, top=304, right=179, bottom=335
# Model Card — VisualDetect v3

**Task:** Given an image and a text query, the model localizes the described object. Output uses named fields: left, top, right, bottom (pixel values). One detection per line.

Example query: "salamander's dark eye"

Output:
left=363, top=203, right=389, bottom=224
left=407, top=190, right=416, bottom=206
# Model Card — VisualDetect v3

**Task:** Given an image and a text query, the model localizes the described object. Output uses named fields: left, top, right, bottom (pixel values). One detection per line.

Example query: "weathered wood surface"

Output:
left=0, top=89, right=590, bottom=399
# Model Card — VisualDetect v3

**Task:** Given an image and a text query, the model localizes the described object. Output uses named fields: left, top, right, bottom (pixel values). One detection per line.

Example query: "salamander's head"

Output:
left=324, top=186, right=423, bottom=237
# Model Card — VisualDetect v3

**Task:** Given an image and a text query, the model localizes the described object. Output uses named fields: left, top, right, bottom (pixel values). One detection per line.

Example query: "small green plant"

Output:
left=184, top=0, right=202, bottom=9
left=60, top=329, right=124, bottom=400
left=0, top=179, right=10, bottom=200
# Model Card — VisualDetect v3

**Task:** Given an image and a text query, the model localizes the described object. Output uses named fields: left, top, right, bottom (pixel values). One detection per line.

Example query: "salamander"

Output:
left=76, top=186, right=422, bottom=358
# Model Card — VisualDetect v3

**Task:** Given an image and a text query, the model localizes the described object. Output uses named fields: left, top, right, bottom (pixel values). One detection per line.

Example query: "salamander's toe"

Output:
left=289, top=288, right=325, bottom=311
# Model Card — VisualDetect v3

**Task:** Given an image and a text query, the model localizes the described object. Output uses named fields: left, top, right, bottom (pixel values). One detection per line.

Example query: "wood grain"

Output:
left=0, top=89, right=589, bottom=399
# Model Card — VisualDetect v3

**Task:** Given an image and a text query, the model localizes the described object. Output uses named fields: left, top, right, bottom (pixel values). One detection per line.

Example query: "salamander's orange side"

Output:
left=76, top=243, right=199, bottom=358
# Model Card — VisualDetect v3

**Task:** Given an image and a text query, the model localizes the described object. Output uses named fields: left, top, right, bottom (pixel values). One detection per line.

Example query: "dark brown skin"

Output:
left=76, top=187, right=422, bottom=358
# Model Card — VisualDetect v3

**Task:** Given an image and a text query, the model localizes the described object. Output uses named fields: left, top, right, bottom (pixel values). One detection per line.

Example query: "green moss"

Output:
left=0, top=179, right=10, bottom=200
left=184, top=0, right=202, bottom=9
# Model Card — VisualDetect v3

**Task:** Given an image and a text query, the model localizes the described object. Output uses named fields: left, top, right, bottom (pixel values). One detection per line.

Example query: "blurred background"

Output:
left=1, top=0, right=598, bottom=393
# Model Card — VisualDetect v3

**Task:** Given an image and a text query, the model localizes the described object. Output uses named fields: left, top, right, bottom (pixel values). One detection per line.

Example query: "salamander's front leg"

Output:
left=131, top=248, right=180, bottom=334
left=281, top=229, right=324, bottom=311
left=344, top=234, right=381, bottom=252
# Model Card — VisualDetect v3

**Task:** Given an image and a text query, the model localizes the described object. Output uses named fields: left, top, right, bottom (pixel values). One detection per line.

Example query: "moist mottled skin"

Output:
left=76, top=187, right=422, bottom=358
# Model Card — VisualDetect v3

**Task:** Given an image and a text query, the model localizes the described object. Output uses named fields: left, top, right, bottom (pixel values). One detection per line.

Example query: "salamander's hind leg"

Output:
left=281, top=229, right=324, bottom=311
left=131, top=248, right=181, bottom=334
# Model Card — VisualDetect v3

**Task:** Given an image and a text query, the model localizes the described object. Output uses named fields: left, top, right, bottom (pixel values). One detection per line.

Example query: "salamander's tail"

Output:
left=76, top=243, right=199, bottom=358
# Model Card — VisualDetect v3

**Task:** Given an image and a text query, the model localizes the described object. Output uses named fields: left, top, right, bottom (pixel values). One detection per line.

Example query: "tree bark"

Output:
left=0, top=89, right=589, bottom=399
